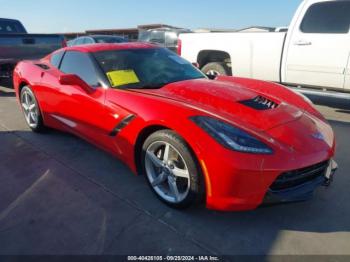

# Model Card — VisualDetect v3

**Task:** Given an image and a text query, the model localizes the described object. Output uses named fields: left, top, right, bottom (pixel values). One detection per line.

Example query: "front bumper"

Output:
left=204, top=155, right=337, bottom=211
left=186, top=110, right=336, bottom=212
left=264, top=159, right=338, bottom=204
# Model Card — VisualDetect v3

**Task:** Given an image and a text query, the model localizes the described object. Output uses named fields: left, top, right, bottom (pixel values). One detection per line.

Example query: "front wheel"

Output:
left=141, top=130, right=204, bottom=209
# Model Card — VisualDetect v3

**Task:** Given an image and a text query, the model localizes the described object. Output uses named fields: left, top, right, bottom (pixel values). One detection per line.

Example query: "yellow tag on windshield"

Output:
left=106, top=70, right=140, bottom=87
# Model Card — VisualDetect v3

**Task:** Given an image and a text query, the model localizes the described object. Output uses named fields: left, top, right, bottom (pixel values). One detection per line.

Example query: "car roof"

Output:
left=61, top=42, right=158, bottom=53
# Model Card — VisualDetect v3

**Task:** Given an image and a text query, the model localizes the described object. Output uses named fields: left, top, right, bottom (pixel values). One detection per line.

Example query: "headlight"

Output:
left=191, top=116, right=273, bottom=154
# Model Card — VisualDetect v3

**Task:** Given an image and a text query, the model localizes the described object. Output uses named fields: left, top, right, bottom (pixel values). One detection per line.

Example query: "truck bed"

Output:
left=0, top=34, right=65, bottom=62
left=180, top=32, right=287, bottom=82
left=0, top=33, right=65, bottom=84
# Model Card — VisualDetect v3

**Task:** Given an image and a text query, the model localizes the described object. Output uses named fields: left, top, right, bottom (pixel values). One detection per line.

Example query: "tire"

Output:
left=141, top=130, right=204, bottom=209
left=201, top=62, right=231, bottom=77
left=20, top=86, right=45, bottom=132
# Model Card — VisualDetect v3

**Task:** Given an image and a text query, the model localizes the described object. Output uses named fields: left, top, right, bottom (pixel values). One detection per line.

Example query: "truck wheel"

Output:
left=201, top=62, right=231, bottom=77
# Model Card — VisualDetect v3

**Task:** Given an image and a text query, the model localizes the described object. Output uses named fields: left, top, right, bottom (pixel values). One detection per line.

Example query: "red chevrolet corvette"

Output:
left=13, top=43, right=337, bottom=211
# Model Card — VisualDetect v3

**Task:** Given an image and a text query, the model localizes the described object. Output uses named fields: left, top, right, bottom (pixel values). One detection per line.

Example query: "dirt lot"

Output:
left=0, top=86, right=349, bottom=256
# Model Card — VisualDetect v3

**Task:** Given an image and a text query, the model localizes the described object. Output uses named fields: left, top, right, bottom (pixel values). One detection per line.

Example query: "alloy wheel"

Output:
left=145, top=141, right=191, bottom=203
left=21, top=88, right=39, bottom=128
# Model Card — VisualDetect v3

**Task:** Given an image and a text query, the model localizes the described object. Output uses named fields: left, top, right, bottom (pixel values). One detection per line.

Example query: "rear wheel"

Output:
left=201, top=62, right=230, bottom=77
left=20, top=86, right=45, bottom=132
left=141, top=130, right=204, bottom=209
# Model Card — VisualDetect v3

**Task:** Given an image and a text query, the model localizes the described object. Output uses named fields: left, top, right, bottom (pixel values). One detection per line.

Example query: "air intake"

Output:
left=239, top=96, right=279, bottom=110
left=270, top=160, right=329, bottom=191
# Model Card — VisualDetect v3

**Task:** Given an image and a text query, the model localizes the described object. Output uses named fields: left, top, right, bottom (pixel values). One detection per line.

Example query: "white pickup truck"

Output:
left=179, top=0, right=350, bottom=92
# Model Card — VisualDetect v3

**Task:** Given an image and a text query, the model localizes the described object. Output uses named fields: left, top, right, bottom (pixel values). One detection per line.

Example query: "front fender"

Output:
left=109, top=93, right=212, bottom=195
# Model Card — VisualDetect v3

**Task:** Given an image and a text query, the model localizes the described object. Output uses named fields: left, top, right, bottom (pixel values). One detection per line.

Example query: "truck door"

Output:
left=284, top=0, right=350, bottom=90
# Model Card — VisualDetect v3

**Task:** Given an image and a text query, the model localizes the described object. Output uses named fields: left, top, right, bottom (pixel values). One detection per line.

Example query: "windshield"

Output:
left=93, top=48, right=205, bottom=89
left=138, top=31, right=165, bottom=44
left=94, top=36, right=127, bottom=43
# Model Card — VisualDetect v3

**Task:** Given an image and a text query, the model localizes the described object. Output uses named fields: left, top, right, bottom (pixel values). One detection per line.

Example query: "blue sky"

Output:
left=1, top=0, right=302, bottom=33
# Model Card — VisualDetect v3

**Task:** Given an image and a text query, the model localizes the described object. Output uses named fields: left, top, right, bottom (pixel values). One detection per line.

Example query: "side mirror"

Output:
left=58, top=74, right=94, bottom=94
left=192, top=62, right=199, bottom=68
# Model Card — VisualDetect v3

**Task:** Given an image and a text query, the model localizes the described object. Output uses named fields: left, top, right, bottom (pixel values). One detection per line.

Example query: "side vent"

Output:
left=239, top=96, right=279, bottom=110
left=35, top=63, right=50, bottom=70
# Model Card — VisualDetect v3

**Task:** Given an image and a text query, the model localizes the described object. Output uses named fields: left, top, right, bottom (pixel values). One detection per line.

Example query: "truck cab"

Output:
left=179, top=0, right=350, bottom=92
left=283, top=0, right=350, bottom=90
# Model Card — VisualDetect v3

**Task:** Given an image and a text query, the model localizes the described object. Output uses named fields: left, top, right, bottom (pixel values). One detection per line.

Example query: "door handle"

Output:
left=22, top=38, right=36, bottom=45
left=294, top=40, right=312, bottom=46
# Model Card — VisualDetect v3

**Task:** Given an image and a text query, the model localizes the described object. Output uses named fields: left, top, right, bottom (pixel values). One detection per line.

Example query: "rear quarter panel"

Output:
left=13, top=61, right=44, bottom=101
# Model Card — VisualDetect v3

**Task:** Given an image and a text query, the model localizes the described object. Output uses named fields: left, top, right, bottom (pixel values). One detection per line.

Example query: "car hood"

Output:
left=132, top=79, right=304, bottom=132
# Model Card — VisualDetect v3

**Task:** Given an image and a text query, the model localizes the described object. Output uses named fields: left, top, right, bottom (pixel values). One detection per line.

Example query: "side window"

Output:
left=60, top=51, right=100, bottom=87
left=149, top=32, right=165, bottom=44
left=300, top=1, right=350, bottom=34
left=50, top=51, right=65, bottom=68
left=165, top=32, right=178, bottom=46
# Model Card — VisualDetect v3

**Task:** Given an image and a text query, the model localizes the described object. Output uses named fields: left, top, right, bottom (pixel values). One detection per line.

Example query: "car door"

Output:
left=46, top=50, right=114, bottom=148
left=284, top=0, right=350, bottom=90
left=35, top=50, right=66, bottom=119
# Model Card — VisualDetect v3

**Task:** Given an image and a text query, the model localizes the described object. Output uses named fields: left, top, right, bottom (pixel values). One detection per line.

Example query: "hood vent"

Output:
left=239, top=96, right=279, bottom=110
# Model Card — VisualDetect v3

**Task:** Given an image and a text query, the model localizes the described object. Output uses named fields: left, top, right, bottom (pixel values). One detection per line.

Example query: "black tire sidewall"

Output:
left=141, top=130, right=204, bottom=209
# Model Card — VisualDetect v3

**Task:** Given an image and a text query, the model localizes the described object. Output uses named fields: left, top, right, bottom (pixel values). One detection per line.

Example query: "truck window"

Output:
left=59, top=51, right=100, bottom=87
left=50, top=51, right=65, bottom=68
left=0, top=20, right=26, bottom=34
left=300, top=1, right=350, bottom=34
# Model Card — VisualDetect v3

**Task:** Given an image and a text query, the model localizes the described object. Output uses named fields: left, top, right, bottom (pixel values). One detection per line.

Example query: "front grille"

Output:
left=239, top=96, right=279, bottom=110
left=270, top=161, right=329, bottom=191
